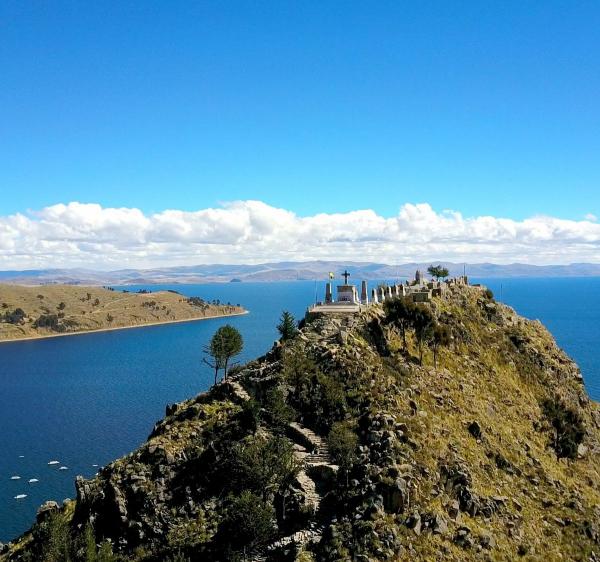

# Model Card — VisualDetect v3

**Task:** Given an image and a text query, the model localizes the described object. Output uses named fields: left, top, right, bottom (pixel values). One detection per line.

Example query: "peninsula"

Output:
left=2, top=279, right=599, bottom=561
left=0, top=284, right=245, bottom=342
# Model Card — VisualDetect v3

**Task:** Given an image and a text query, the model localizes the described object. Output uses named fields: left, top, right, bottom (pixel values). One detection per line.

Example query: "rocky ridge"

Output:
left=2, top=283, right=600, bottom=561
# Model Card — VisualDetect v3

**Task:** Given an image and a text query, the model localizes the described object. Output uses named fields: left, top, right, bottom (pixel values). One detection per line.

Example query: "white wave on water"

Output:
left=48, top=460, right=60, bottom=465
left=10, top=476, right=20, bottom=480
left=28, top=478, right=39, bottom=483
left=14, top=494, right=27, bottom=500
left=59, top=466, right=68, bottom=470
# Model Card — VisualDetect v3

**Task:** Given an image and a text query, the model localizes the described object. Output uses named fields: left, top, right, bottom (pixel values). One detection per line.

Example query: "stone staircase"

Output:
left=248, top=526, right=324, bottom=562
left=287, top=422, right=329, bottom=458
left=228, top=379, right=251, bottom=402
left=295, top=468, right=320, bottom=513
left=222, top=379, right=337, bottom=561
left=246, top=419, right=336, bottom=561
left=286, top=422, right=338, bottom=517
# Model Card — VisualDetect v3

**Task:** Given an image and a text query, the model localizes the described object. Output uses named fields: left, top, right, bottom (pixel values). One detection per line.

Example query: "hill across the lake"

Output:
left=0, top=284, right=246, bottom=342
left=4, top=261, right=600, bottom=285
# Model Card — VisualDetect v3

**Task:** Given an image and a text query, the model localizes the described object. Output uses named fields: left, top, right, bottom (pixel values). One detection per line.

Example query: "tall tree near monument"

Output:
left=204, top=325, right=244, bottom=384
left=427, top=264, right=449, bottom=281
left=411, top=305, right=435, bottom=365
left=383, top=297, right=416, bottom=350
left=277, top=311, right=297, bottom=341
left=431, top=323, right=451, bottom=368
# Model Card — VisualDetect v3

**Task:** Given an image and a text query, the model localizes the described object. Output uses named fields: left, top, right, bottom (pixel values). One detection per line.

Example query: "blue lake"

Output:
left=0, top=278, right=599, bottom=541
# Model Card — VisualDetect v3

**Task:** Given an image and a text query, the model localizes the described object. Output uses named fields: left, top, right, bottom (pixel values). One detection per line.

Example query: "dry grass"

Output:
left=0, top=284, right=245, bottom=341
left=376, top=289, right=600, bottom=561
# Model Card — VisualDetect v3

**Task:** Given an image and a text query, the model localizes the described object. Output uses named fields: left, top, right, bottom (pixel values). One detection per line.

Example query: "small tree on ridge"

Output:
left=431, top=323, right=451, bottom=368
left=383, top=297, right=416, bottom=350
left=412, top=305, right=435, bottom=365
left=277, top=311, right=297, bottom=342
left=204, top=325, right=243, bottom=385
left=427, top=264, right=449, bottom=281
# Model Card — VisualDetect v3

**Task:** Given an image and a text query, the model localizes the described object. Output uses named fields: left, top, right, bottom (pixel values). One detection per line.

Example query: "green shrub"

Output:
left=96, top=541, right=118, bottom=562
left=34, top=314, right=61, bottom=330
left=3, top=307, right=26, bottom=324
left=263, top=387, right=295, bottom=429
left=277, top=310, right=298, bottom=341
left=167, top=509, right=212, bottom=551
left=383, top=297, right=416, bottom=349
left=229, top=434, right=299, bottom=500
left=239, top=398, right=261, bottom=434
left=83, top=524, right=96, bottom=562
left=33, top=512, right=73, bottom=562
left=218, top=491, right=275, bottom=552
left=328, top=422, right=358, bottom=469
left=328, top=422, right=358, bottom=485
left=542, top=398, right=585, bottom=459
left=282, top=349, right=347, bottom=431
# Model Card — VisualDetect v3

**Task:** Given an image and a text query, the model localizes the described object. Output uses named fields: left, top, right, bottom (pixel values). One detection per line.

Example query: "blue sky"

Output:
left=1, top=2, right=600, bottom=268
left=1, top=1, right=599, bottom=220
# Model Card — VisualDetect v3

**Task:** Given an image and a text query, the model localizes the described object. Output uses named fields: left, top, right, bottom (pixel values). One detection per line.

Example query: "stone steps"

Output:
left=287, top=422, right=329, bottom=454
left=227, top=379, right=251, bottom=403
left=305, top=453, right=330, bottom=463
left=266, top=527, right=323, bottom=551
left=286, top=421, right=338, bottom=524
left=221, top=395, right=335, bottom=561
left=295, top=470, right=320, bottom=512
left=220, top=382, right=336, bottom=562
left=248, top=526, right=324, bottom=561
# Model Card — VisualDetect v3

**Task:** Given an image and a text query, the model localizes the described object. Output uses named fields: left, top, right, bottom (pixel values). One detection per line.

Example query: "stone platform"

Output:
left=307, top=303, right=362, bottom=315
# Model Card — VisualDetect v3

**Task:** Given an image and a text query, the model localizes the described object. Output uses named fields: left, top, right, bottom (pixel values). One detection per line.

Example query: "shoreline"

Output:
left=0, top=310, right=249, bottom=345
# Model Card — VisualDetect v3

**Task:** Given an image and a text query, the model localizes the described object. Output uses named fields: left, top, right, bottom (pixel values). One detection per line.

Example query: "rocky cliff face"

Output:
left=3, top=284, right=600, bottom=561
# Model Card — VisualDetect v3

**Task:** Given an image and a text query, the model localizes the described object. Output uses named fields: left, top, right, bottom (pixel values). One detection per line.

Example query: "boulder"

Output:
left=432, top=514, right=448, bottom=535
left=447, top=499, right=461, bottom=521
left=380, top=478, right=409, bottom=513
left=454, top=526, right=474, bottom=548
left=480, top=531, right=496, bottom=549
left=467, top=421, right=482, bottom=439
left=405, top=512, right=421, bottom=536
left=36, top=500, right=60, bottom=523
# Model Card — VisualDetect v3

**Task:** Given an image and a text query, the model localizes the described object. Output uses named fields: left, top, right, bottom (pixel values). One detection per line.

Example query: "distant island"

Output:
left=0, top=284, right=246, bottom=342
left=2, top=260, right=600, bottom=285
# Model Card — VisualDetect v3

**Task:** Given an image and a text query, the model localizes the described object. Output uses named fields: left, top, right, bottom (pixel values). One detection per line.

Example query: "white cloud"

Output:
left=585, top=213, right=597, bottom=222
left=1, top=200, right=600, bottom=269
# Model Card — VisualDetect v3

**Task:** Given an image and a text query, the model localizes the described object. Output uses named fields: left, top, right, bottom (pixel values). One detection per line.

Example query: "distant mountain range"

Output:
left=2, top=261, right=600, bottom=285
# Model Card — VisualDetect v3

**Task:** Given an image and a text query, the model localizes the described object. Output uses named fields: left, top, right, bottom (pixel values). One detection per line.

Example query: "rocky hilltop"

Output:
left=3, top=284, right=600, bottom=561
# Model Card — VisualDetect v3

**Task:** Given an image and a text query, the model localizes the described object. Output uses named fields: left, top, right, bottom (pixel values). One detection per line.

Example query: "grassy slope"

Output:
left=0, top=284, right=244, bottom=341
left=377, top=289, right=600, bottom=560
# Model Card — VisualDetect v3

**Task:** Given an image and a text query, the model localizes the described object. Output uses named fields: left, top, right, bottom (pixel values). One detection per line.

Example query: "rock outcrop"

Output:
left=3, top=283, right=600, bottom=561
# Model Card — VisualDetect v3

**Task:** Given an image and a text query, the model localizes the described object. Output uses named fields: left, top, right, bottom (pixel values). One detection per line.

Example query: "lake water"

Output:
left=0, top=278, right=599, bottom=541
